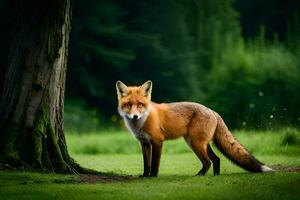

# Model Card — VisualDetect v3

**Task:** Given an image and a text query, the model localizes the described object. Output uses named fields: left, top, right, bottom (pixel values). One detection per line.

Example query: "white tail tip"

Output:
left=261, top=165, right=274, bottom=172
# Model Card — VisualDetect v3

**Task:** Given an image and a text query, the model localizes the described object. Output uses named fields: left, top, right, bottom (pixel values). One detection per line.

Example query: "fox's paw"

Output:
left=149, top=174, right=158, bottom=178
left=139, top=173, right=150, bottom=178
left=196, top=170, right=207, bottom=176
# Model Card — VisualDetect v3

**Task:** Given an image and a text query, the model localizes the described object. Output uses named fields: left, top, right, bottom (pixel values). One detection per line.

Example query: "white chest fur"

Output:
left=123, top=116, right=151, bottom=143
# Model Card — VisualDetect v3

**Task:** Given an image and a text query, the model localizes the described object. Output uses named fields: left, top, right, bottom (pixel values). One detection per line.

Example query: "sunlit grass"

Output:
left=66, top=129, right=300, bottom=156
left=72, top=154, right=300, bottom=176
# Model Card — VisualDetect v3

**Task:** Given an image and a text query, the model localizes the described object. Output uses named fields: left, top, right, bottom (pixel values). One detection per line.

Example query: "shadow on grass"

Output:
left=79, top=164, right=300, bottom=184
left=0, top=163, right=135, bottom=184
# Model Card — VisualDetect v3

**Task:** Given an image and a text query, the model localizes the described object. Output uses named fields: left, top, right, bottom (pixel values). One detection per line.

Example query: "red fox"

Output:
left=116, top=80, right=273, bottom=177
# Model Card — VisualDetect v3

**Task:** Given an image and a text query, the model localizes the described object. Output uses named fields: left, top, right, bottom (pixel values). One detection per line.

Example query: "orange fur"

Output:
left=116, top=80, right=273, bottom=177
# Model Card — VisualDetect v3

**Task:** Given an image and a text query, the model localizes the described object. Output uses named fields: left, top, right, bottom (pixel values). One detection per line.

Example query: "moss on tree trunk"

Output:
left=0, top=0, right=86, bottom=173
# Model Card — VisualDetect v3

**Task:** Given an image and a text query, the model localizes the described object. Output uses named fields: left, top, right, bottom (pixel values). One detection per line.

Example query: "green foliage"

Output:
left=64, top=99, right=103, bottom=133
left=281, top=128, right=300, bottom=146
left=64, top=0, right=300, bottom=130
left=1, top=0, right=299, bottom=130
left=205, top=34, right=300, bottom=128
left=69, top=0, right=201, bottom=107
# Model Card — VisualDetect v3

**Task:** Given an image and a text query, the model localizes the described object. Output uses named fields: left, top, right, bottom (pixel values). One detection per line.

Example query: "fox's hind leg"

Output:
left=207, top=144, right=220, bottom=175
left=193, top=142, right=211, bottom=176
left=184, top=112, right=217, bottom=176
left=185, top=136, right=211, bottom=175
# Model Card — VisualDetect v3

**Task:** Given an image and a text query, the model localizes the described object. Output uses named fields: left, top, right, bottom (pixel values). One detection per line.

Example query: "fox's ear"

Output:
left=140, top=80, right=152, bottom=98
left=116, top=81, right=128, bottom=97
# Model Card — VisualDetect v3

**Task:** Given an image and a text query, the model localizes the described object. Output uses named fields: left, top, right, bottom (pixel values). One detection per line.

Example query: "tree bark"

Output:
left=0, top=0, right=82, bottom=173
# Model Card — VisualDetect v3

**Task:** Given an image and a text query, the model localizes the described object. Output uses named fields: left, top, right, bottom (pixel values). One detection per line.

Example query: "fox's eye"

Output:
left=123, top=103, right=132, bottom=109
left=138, top=103, right=144, bottom=108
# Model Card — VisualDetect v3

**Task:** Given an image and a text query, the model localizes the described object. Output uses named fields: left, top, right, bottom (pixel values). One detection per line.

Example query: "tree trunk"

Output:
left=0, top=0, right=82, bottom=173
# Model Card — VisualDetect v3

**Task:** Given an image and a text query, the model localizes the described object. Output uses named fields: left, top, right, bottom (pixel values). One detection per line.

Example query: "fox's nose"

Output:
left=133, top=115, right=138, bottom=120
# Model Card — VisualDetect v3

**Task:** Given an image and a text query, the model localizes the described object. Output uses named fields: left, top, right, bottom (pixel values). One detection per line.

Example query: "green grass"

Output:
left=1, top=171, right=300, bottom=200
left=66, top=129, right=300, bottom=156
left=73, top=154, right=300, bottom=176
left=0, top=129, right=300, bottom=200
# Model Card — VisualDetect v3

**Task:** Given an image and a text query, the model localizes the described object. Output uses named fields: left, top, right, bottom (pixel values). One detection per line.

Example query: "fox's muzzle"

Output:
left=127, top=113, right=142, bottom=120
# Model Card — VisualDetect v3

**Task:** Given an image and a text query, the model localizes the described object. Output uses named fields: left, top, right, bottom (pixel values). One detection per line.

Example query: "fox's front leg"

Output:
left=140, top=142, right=152, bottom=177
left=150, top=140, right=163, bottom=177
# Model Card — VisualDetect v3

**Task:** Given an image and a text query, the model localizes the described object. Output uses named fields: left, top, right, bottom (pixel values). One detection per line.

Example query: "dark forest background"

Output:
left=0, top=0, right=300, bottom=132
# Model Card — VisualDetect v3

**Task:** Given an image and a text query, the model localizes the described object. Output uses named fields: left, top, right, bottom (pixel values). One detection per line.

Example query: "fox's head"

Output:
left=116, top=80, right=152, bottom=120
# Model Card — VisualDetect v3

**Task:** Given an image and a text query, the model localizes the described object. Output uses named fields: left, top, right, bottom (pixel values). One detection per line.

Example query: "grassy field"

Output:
left=0, top=129, right=300, bottom=200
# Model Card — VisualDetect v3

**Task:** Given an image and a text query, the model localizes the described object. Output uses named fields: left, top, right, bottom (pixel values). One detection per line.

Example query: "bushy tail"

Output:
left=213, top=113, right=273, bottom=172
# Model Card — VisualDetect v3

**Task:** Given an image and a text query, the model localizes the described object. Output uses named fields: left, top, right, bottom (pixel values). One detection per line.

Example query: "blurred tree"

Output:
left=121, top=0, right=199, bottom=102
left=0, top=0, right=83, bottom=172
left=68, top=0, right=144, bottom=115
left=193, top=0, right=240, bottom=70
left=0, top=0, right=10, bottom=98
left=234, top=0, right=300, bottom=40
left=68, top=0, right=199, bottom=118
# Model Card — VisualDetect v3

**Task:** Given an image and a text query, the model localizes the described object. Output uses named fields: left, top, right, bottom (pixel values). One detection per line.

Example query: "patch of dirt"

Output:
left=270, top=164, right=300, bottom=172
left=79, top=174, right=135, bottom=183
left=0, top=163, right=135, bottom=183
